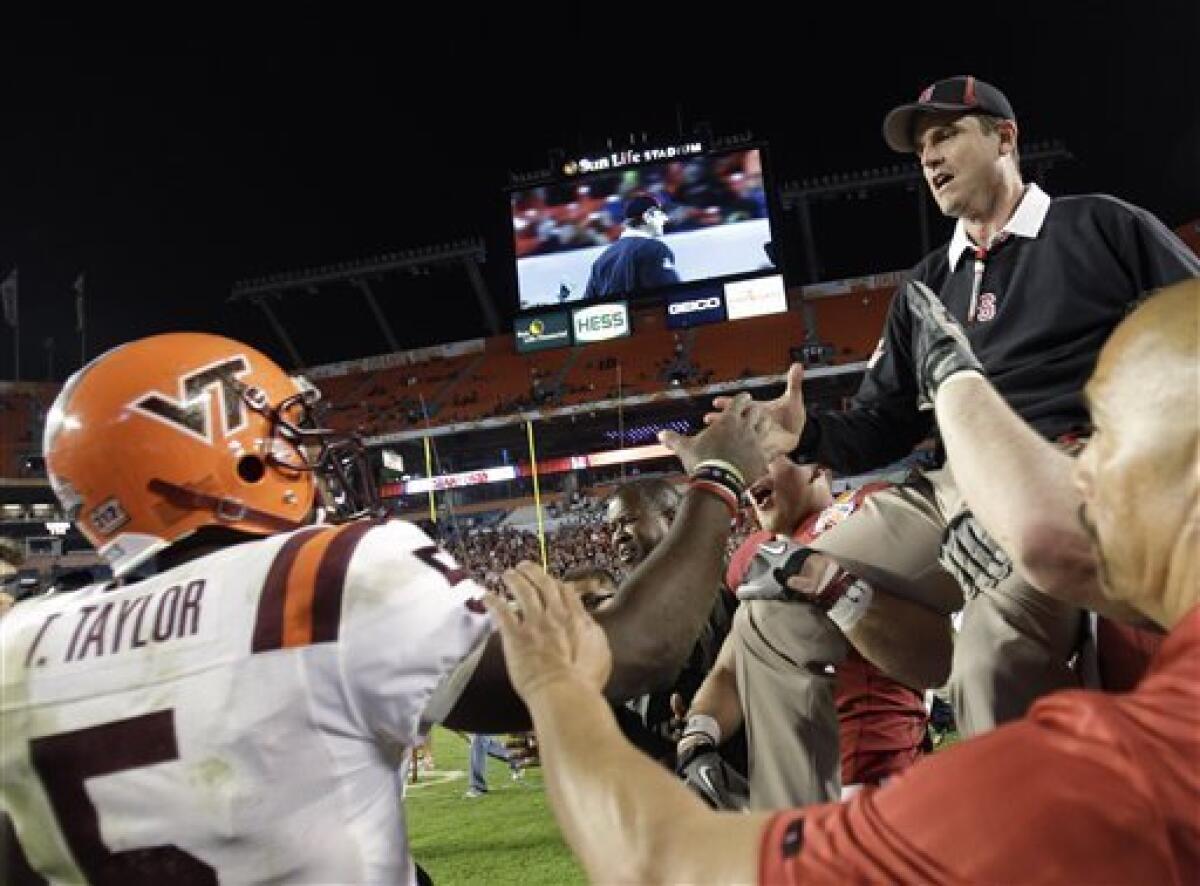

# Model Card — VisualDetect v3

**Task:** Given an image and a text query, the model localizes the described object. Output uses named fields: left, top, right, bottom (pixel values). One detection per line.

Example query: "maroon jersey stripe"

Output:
left=252, top=527, right=325, bottom=654
left=2, top=812, right=49, bottom=886
left=310, top=519, right=381, bottom=645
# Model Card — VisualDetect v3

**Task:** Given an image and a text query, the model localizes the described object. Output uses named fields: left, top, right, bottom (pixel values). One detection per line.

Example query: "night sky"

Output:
left=2, top=5, right=1197, bottom=380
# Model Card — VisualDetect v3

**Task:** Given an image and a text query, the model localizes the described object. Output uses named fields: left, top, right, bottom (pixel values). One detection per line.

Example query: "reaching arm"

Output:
left=531, top=679, right=768, bottom=884
left=445, top=492, right=736, bottom=732
left=737, top=541, right=952, bottom=689
left=843, top=585, right=953, bottom=690
left=683, top=631, right=743, bottom=739
left=935, top=374, right=1143, bottom=621
left=484, top=565, right=769, bottom=885
left=708, top=280, right=934, bottom=475
left=447, top=393, right=770, bottom=732
left=906, top=282, right=1144, bottom=622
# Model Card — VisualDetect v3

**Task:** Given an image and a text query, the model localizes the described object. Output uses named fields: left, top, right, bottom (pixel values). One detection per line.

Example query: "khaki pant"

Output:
left=732, top=600, right=846, bottom=810
left=811, top=466, right=1083, bottom=734
left=730, top=466, right=1083, bottom=810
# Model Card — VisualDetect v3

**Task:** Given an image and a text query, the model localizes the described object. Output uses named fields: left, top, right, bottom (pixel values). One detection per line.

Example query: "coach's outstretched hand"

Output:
left=486, top=562, right=612, bottom=702
left=659, top=391, right=769, bottom=483
left=906, top=280, right=984, bottom=410
left=702, top=363, right=807, bottom=461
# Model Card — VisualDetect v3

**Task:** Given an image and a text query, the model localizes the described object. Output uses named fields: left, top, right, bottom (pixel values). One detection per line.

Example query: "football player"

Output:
left=0, top=331, right=766, bottom=884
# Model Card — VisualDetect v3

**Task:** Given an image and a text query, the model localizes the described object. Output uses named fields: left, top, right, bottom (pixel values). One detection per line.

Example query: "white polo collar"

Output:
left=948, top=183, right=1051, bottom=271
left=620, top=227, right=654, bottom=240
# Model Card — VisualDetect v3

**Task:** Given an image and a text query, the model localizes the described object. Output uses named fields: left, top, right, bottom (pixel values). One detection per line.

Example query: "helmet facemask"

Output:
left=247, top=380, right=383, bottom=524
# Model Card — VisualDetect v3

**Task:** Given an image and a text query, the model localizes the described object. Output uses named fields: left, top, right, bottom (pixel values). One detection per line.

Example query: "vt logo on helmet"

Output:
left=131, top=356, right=253, bottom=443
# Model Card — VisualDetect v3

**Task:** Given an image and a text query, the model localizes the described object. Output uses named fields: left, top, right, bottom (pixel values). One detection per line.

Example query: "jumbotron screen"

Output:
left=511, top=147, right=776, bottom=311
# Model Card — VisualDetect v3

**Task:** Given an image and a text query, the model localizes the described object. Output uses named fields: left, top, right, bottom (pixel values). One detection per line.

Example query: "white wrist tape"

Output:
left=683, top=713, right=722, bottom=747
left=827, top=579, right=874, bottom=633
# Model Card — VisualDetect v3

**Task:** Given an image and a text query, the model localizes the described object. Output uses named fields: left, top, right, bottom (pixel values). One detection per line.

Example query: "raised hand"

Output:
left=658, top=391, right=769, bottom=484
left=486, top=561, right=612, bottom=702
left=704, top=363, right=807, bottom=461
left=906, top=280, right=984, bottom=410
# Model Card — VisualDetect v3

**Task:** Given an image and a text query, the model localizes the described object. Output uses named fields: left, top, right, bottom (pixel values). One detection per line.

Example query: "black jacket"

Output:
left=797, top=193, right=1200, bottom=474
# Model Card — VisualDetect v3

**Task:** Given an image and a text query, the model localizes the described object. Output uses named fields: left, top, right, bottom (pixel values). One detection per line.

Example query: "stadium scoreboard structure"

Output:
left=508, top=135, right=788, bottom=352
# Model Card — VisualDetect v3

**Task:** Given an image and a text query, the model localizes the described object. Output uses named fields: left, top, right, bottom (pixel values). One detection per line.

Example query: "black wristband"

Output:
left=690, top=463, right=744, bottom=499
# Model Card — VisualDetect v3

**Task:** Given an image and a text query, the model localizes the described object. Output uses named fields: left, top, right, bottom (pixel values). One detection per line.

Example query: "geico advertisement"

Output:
left=572, top=302, right=630, bottom=342
left=724, top=275, right=788, bottom=319
left=666, top=292, right=725, bottom=328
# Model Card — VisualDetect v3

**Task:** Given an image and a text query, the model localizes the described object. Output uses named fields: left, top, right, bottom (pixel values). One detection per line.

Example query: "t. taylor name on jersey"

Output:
left=24, top=579, right=207, bottom=668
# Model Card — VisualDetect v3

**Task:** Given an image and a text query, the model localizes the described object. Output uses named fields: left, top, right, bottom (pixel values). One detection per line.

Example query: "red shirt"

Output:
left=761, top=604, right=1200, bottom=884
left=1097, top=616, right=1166, bottom=693
left=727, top=485, right=927, bottom=786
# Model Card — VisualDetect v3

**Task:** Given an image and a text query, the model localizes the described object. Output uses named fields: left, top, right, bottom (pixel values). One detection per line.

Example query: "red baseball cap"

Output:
left=883, top=75, right=1016, bottom=153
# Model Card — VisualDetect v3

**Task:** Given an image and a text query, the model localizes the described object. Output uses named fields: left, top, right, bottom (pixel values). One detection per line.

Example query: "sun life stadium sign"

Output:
left=562, top=140, right=706, bottom=176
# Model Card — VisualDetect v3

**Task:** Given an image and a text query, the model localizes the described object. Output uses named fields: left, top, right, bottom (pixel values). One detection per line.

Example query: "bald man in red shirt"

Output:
left=484, top=279, right=1199, bottom=884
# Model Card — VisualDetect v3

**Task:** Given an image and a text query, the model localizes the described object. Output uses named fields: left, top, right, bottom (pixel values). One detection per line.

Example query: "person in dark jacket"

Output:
left=582, top=193, right=681, bottom=300
left=709, top=75, right=1199, bottom=738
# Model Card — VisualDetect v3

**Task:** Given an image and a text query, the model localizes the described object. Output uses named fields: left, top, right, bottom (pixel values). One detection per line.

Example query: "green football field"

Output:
left=407, top=727, right=958, bottom=884
left=406, top=729, right=586, bottom=885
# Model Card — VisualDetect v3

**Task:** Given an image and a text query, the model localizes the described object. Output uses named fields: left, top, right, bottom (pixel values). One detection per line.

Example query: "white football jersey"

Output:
left=0, top=519, right=492, bottom=885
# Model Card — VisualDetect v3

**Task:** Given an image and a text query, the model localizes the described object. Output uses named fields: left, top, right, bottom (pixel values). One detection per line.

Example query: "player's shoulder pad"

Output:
left=250, top=517, right=387, bottom=654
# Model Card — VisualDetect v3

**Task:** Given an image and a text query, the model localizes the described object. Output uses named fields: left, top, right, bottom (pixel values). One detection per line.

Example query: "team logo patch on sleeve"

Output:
left=812, top=491, right=861, bottom=536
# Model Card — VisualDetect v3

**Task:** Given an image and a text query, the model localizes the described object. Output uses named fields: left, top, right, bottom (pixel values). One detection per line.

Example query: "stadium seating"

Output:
left=317, top=351, right=483, bottom=436
left=0, top=383, right=57, bottom=479
left=690, top=310, right=805, bottom=382
left=315, top=292, right=856, bottom=437
left=807, top=285, right=893, bottom=363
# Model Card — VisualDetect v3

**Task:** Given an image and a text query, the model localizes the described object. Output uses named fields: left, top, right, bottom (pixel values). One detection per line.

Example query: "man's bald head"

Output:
left=1075, top=279, right=1199, bottom=625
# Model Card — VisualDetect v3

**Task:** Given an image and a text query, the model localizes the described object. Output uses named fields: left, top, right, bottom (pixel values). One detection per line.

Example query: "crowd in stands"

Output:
left=422, top=497, right=759, bottom=595
left=513, top=150, right=767, bottom=258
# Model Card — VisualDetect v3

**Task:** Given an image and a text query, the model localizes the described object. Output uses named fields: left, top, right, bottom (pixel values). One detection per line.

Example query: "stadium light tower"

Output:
left=229, top=239, right=495, bottom=368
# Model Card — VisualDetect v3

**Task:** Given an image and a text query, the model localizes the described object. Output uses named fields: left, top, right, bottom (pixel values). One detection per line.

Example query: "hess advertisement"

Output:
left=571, top=302, right=630, bottom=343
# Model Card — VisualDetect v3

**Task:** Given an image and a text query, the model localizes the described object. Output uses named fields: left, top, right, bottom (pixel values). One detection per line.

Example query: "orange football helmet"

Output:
left=44, top=332, right=379, bottom=576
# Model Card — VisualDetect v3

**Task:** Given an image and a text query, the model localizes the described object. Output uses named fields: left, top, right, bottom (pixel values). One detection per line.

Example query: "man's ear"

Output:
left=663, top=508, right=677, bottom=525
left=997, top=119, right=1019, bottom=158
